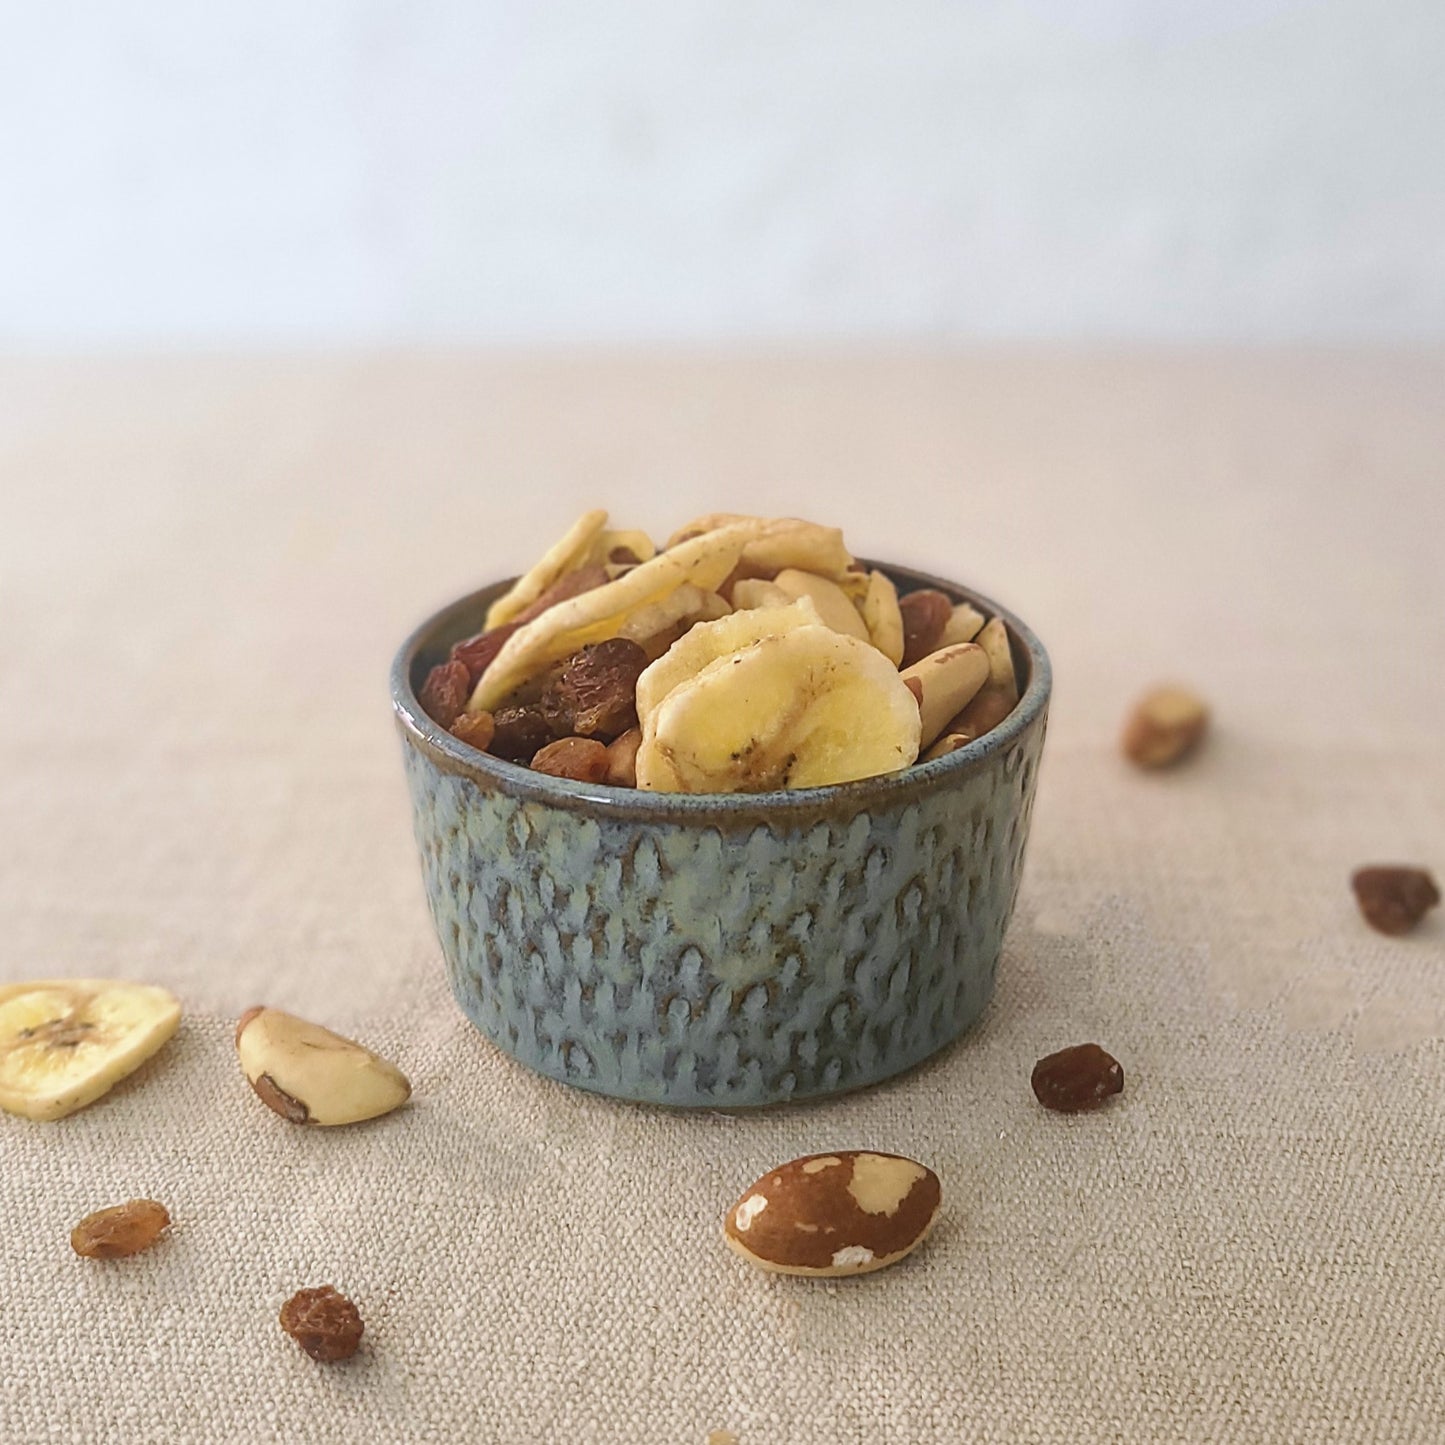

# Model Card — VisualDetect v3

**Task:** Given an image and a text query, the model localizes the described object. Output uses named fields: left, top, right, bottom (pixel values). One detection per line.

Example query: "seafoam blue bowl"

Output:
left=392, top=563, right=1050, bottom=1108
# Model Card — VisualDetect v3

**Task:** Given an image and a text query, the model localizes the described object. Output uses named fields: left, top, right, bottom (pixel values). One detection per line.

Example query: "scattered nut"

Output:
left=899, top=642, right=990, bottom=750
left=418, top=659, right=471, bottom=729
left=1031, top=1044, right=1124, bottom=1112
left=70, top=1199, right=170, bottom=1259
left=723, top=1150, right=941, bottom=1277
left=898, top=589, right=953, bottom=667
left=1351, top=865, right=1440, bottom=936
left=1121, top=686, right=1208, bottom=768
left=531, top=736, right=610, bottom=783
left=279, top=1285, right=364, bottom=1362
left=235, top=1008, right=410, bottom=1126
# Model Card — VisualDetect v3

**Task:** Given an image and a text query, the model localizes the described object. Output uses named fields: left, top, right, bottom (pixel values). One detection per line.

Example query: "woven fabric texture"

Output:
left=1, top=354, right=1442, bottom=1444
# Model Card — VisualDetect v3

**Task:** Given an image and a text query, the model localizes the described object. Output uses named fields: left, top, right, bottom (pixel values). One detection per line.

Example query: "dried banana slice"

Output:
left=635, top=597, right=822, bottom=726
left=769, top=569, right=870, bottom=641
left=859, top=570, right=905, bottom=665
left=469, top=524, right=752, bottom=712
left=0, top=980, right=181, bottom=1121
left=636, top=624, right=921, bottom=793
left=485, top=509, right=608, bottom=629
left=665, top=515, right=855, bottom=581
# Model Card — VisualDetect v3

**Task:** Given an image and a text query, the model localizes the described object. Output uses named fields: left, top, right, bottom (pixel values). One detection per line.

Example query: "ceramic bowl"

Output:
left=392, top=563, right=1050, bottom=1108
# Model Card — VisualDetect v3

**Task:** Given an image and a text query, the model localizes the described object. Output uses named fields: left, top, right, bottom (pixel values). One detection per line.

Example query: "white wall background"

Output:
left=3, top=1, right=1443, bottom=345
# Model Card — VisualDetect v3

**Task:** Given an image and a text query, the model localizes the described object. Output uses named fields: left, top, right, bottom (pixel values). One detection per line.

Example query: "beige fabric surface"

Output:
left=1, top=352, right=1442, bottom=1445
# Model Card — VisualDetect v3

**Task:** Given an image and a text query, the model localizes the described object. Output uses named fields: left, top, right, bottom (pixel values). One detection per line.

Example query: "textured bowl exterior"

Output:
left=394, top=564, right=1050, bottom=1108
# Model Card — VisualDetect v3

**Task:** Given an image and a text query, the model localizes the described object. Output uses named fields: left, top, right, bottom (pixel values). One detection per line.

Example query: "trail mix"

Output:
left=417, top=511, right=1022, bottom=791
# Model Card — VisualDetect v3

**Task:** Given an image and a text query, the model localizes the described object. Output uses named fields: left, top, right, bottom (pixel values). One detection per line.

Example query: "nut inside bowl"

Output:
left=392, top=562, right=1050, bottom=1108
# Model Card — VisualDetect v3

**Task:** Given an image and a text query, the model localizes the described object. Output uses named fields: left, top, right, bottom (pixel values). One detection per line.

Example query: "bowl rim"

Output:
left=390, top=559, right=1051, bottom=820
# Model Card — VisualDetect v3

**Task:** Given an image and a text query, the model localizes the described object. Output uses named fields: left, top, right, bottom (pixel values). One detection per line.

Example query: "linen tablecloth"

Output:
left=2, top=352, right=1442, bottom=1443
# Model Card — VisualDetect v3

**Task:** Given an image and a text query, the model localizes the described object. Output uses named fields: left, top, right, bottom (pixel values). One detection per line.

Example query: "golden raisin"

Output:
left=1031, top=1044, right=1124, bottom=1113
left=531, top=736, right=610, bottom=783
left=449, top=710, right=496, bottom=753
left=418, top=659, right=471, bottom=728
left=1351, top=866, right=1440, bottom=936
left=71, top=1199, right=170, bottom=1259
left=899, top=589, right=953, bottom=667
left=279, top=1285, right=364, bottom=1362
left=539, top=639, right=647, bottom=741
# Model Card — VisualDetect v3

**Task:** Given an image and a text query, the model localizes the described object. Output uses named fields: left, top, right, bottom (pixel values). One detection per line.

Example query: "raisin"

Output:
left=449, top=710, right=496, bottom=753
left=71, top=1199, right=170, bottom=1259
left=531, top=736, right=610, bottom=783
left=538, top=639, right=647, bottom=741
left=490, top=705, right=555, bottom=762
left=899, top=589, right=953, bottom=667
left=418, top=659, right=471, bottom=728
left=513, top=564, right=611, bottom=625
left=279, top=1285, right=364, bottom=1362
left=1031, top=1044, right=1124, bottom=1112
left=450, top=623, right=519, bottom=688
left=1351, top=866, right=1440, bottom=936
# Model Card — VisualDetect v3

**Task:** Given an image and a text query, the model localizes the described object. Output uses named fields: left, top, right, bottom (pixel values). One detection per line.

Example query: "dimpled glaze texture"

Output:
left=401, top=715, right=1045, bottom=1108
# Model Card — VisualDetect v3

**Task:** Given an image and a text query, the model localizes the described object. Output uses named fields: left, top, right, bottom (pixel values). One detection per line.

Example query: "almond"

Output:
left=723, top=1150, right=941, bottom=1277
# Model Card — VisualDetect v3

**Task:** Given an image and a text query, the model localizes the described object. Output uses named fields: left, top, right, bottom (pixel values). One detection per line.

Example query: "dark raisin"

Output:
left=1031, top=1044, right=1124, bottom=1113
left=418, top=659, right=471, bottom=728
left=513, top=564, right=611, bottom=625
left=1351, top=866, right=1440, bottom=936
left=279, top=1286, right=364, bottom=1362
left=450, top=623, right=519, bottom=688
left=531, top=736, right=610, bottom=782
left=538, top=639, right=647, bottom=741
left=489, top=705, right=555, bottom=762
left=71, top=1200, right=170, bottom=1259
left=899, top=590, right=953, bottom=667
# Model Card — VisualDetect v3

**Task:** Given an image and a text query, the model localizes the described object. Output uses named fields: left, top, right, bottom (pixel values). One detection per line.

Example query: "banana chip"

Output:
left=469, top=523, right=752, bottom=712
left=486, top=509, right=609, bottom=629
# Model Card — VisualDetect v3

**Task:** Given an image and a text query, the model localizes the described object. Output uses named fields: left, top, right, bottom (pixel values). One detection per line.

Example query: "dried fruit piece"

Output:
left=729, top=578, right=793, bottom=611
left=898, top=589, right=953, bottom=667
left=450, top=623, right=519, bottom=688
left=899, top=642, right=990, bottom=751
left=605, top=727, right=642, bottom=787
left=0, top=980, right=181, bottom=1121
left=723, top=1151, right=942, bottom=1277
left=235, top=1008, right=410, bottom=1126
left=70, top=1199, right=170, bottom=1259
left=637, top=624, right=921, bottom=792
left=531, top=737, right=610, bottom=783
left=1031, top=1043, right=1124, bottom=1112
left=1351, top=866, right=1440, bottom=936
left=280, top=1286, right=364, bottom=1362
left=665, top=515, right=855, bottom=581
left=860, top=570, right=905, bottom=666
left=769, top=569, right=870, bottom=641
left=448, top=710, right=496, bottom=753
left=635, top=598, right=821, bottom=728
left=511, top=563, right=611, bottom=627
left=471, top=525, right=753, bottom=711
left=489, top=705, right=555, bottom=762
left=1121, top=686, right=1208, bottom=768
left=418, top=659, right=471, bottom=728
left=538, top=639, right=648, bottom=741
left=485, top=509, right=609, bottom=629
